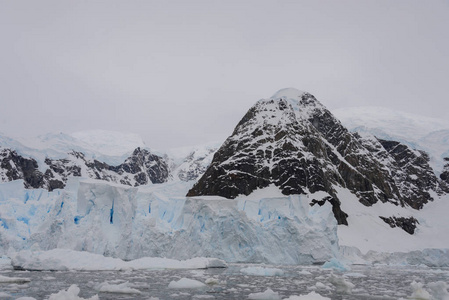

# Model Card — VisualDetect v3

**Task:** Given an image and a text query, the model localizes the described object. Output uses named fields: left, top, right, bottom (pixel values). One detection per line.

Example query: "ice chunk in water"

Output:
left=48, top=284, right=99, bottom=300
left=328, top=274, right=354, bottom=294
left=168, top=278, right=206, bottom=289
left=248, top=288, right=281, bottom=299
left=410, top=281, right=431, bottom=300
left=427, top=281, right=449, bottom=300
left=284, top=291, right=331, bottom=299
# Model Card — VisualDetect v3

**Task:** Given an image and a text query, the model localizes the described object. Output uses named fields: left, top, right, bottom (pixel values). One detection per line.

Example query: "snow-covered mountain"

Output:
left=333, top=107, right=449, bottom=174
left=0, top=131, right=219, bottom=191
left=188, top=88, right=447, bottom=228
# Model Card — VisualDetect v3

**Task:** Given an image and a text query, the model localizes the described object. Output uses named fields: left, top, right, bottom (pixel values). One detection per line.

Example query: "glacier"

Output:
left=0, top=178, right=339, bottom=265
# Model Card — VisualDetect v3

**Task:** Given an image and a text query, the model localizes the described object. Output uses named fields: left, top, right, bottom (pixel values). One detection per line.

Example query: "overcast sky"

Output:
left=1, top=0, right=448, bottom=150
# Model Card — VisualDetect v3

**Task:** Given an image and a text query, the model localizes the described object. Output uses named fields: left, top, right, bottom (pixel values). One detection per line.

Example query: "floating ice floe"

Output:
left=95, top=281, right=142, bottom=294
left=427, top=281, right=449, bottom=300
left=284, top=291, right=331, bottom=299
left=48, top=284, right=99, bottom=300
left=168, top=278, right=207, bottom=289
left=247, top=288, right=281, bottom=300
left=328, top=274, right=354, bottom=294
left=0, top=274, right=31, bottom=283
left=11, top=249, right=226, bottom=271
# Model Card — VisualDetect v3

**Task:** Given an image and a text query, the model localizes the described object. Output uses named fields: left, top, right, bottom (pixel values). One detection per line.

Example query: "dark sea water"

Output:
left=1, top=264, right=448, bottom=299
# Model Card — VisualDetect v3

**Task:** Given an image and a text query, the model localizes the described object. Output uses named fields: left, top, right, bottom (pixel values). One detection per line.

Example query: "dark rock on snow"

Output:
left=0, top=147, right=171, bottom=191
left=187, top=90, right=446, bottom=226
left=380, top=216, right=420, bottom=235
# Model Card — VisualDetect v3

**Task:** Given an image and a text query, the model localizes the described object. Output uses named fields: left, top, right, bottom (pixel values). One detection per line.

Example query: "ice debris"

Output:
left=409, top=281, right=433, bottom=300
left=0, top=274, right=31, bottom=283
left=427, top=281, right=449, bottom=300
left=247, top=288, right=281, bottom=299
left=11, top=249, right=226, bottom=271
left=96, top=281, right=142, bottom=294
left=48, top=284, right=99, bottom=300
left=328, top=274, right=354, bottom=294
left=284, top=291, right=331, bottom=299
left=168, top=278, right=207, bottom=289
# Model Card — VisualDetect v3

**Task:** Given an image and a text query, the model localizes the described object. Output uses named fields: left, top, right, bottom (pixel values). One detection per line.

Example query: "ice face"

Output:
left=0, top=179, right=339, bottom=265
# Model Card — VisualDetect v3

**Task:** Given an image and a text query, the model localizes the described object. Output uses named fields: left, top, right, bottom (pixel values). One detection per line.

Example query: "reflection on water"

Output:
left=1, top=264, right=448, bottom=299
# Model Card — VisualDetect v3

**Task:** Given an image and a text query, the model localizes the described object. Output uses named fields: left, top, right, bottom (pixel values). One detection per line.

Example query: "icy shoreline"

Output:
left=2, top=247, right=449, bottom=273
left=8, top=249, right=226, bottom=271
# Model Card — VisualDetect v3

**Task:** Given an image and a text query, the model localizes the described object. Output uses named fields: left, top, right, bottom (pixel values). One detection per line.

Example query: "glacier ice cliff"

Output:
left=0, top=179, right=339, bottom=264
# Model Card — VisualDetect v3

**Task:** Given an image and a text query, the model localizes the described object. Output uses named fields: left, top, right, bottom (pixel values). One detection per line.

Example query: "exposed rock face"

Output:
left=441, top=157, right=449, bottom=184
left=111, top=147, right=170, bottom=185
left=0, top=148, right=44, bottom=189
left=380, top=216, right=419, bottom=235
left=376, top=140, right=443, bottom=209
left=1, top=147, right=171, bottom=190
left=187, top=89, right=446, bottom=225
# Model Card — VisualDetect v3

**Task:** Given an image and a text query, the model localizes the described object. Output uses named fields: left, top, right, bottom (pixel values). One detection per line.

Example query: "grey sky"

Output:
left=1, top=0, right=448, bottom=150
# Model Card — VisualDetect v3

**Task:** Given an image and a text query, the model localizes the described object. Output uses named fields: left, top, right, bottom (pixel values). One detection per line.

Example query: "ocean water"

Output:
left=1, top=264, right=448, bottom=299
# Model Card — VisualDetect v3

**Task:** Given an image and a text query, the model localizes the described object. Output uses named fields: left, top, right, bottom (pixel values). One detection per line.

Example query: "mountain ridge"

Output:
left=187, top=89, right=448, bottom=229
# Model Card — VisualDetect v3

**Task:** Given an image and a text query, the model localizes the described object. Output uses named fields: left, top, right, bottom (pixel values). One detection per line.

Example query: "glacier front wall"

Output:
left=0, top=180, right=339, bottom=265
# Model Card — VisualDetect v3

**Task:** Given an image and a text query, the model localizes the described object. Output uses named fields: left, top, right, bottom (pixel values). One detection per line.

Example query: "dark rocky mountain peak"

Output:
left=187, top=89, right=447, bottom=228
